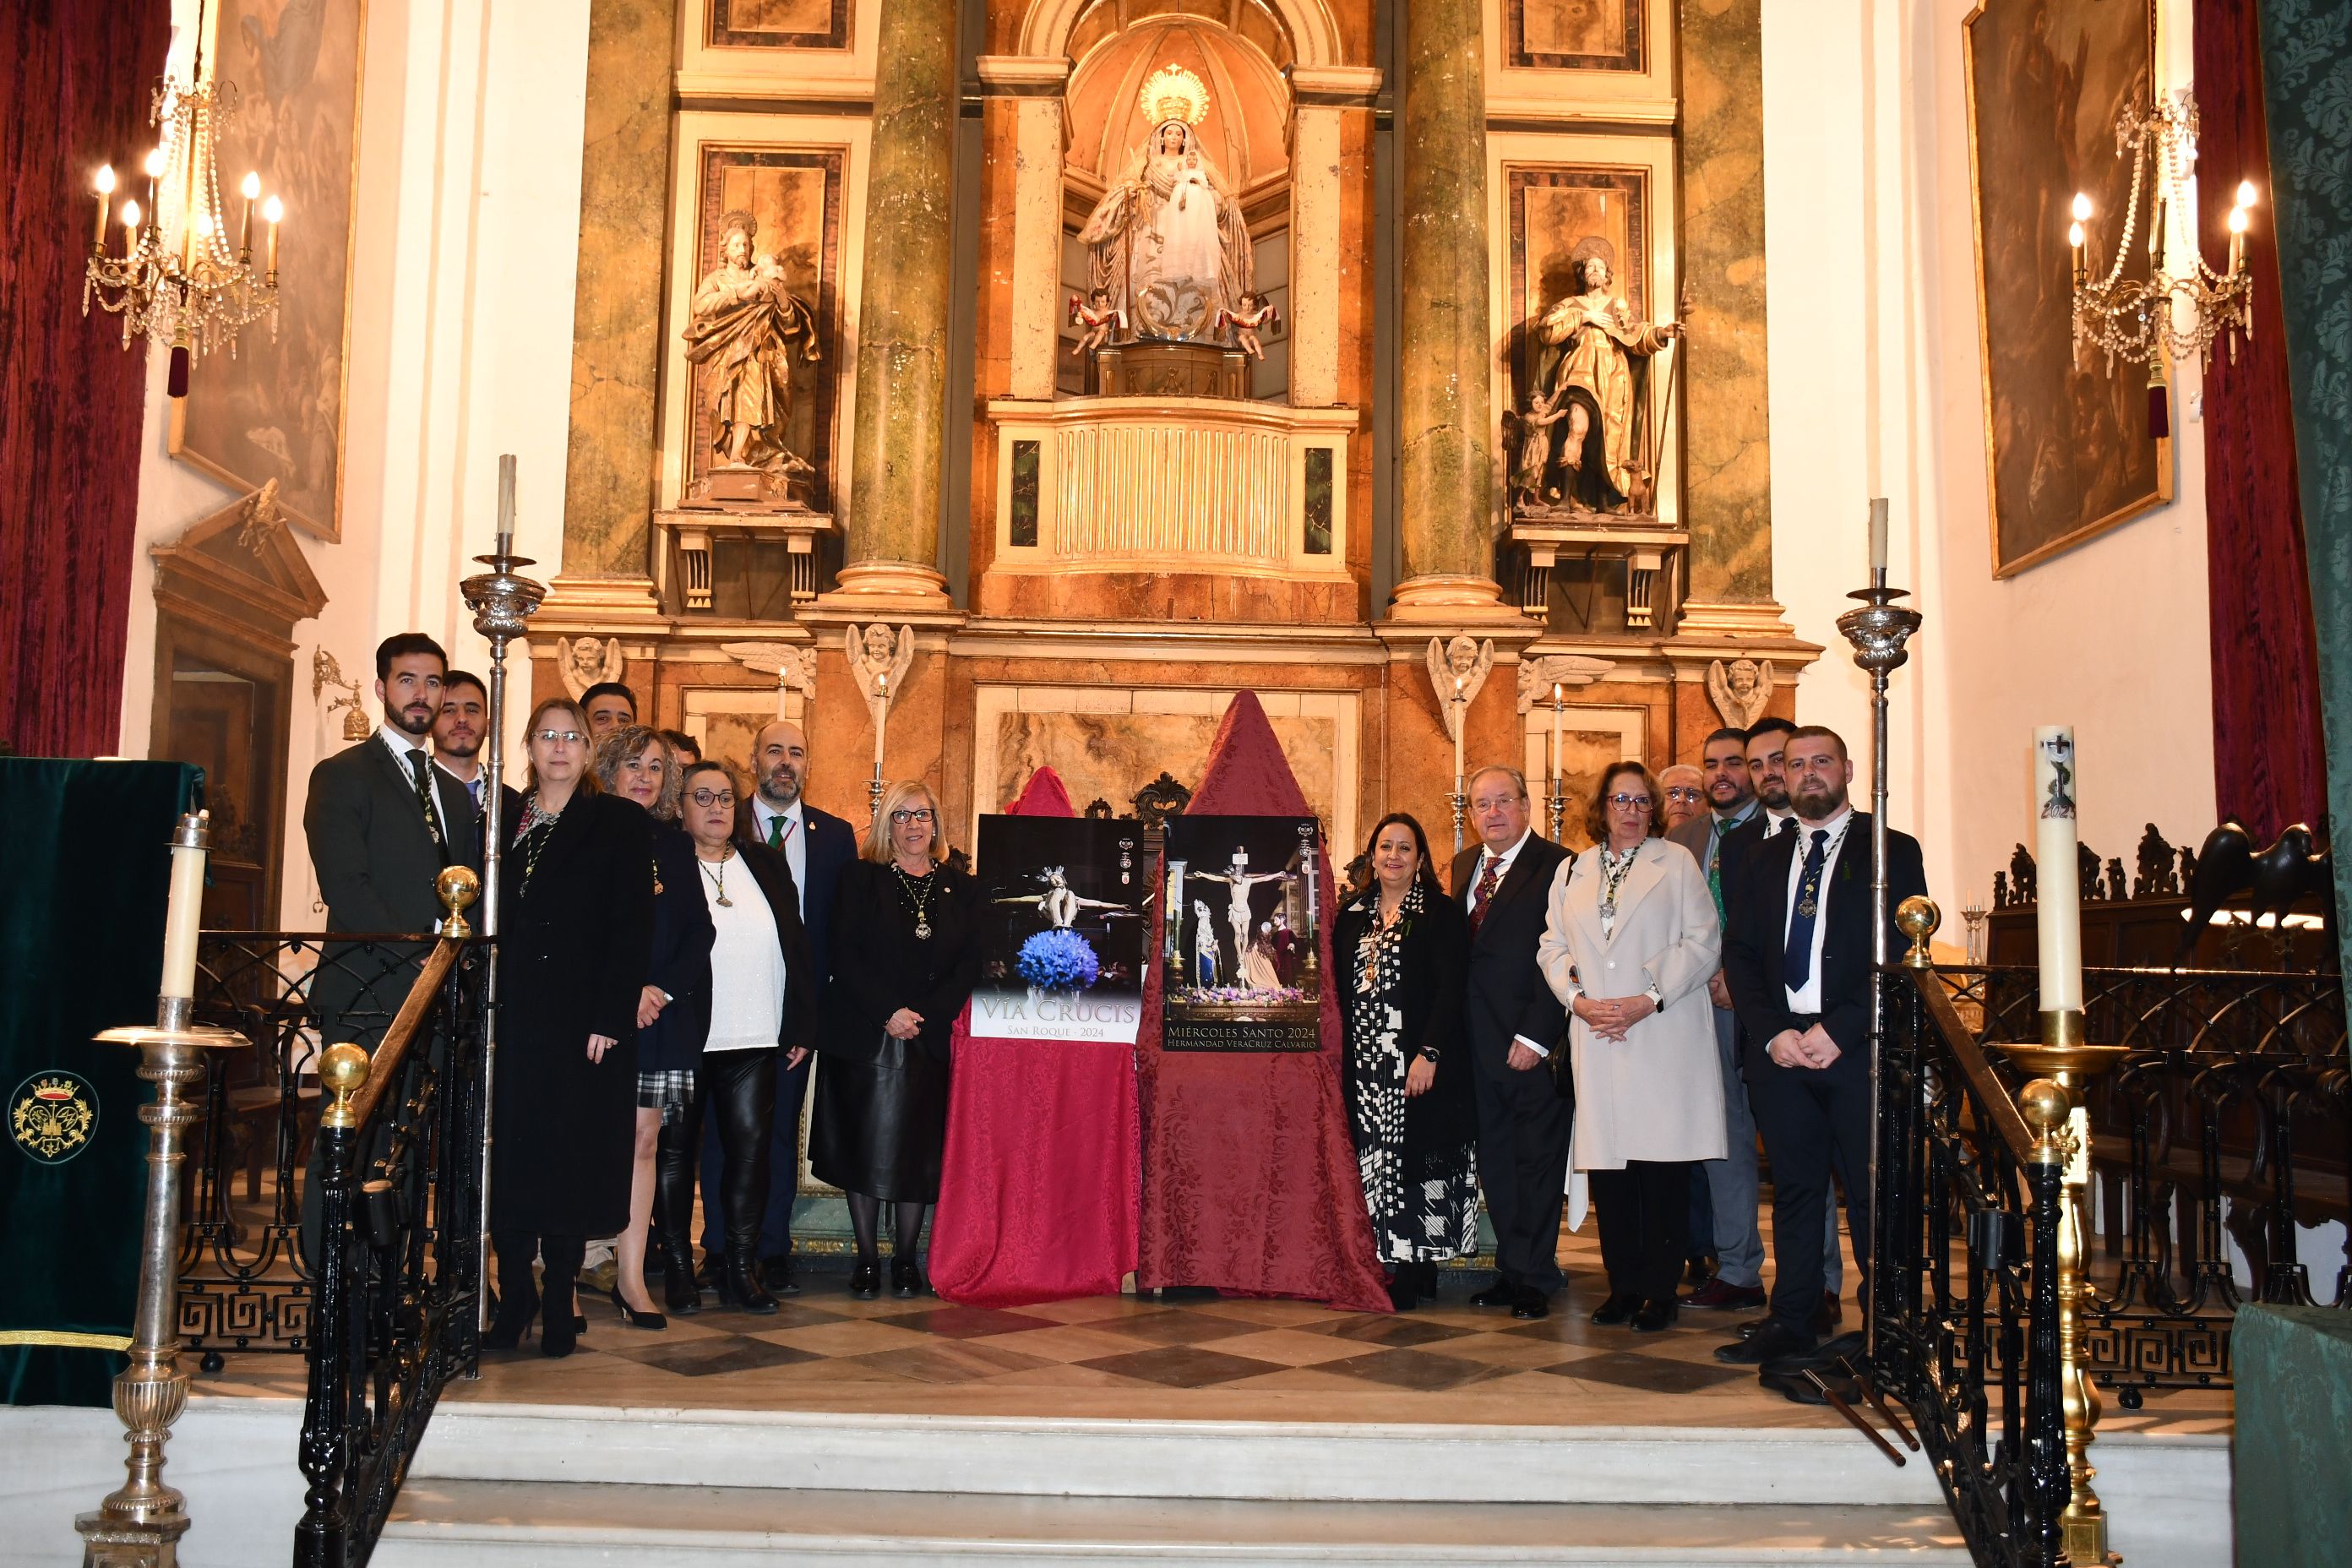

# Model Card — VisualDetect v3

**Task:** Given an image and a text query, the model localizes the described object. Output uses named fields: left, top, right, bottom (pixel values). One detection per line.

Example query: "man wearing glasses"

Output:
left=1657, top=765, right=1707, bottom=832
left=695, top=718, right=856, bottom=1296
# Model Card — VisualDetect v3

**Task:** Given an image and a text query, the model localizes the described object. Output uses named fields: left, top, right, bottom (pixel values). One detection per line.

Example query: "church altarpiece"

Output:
left=536, top=0, right=1809, bottom=871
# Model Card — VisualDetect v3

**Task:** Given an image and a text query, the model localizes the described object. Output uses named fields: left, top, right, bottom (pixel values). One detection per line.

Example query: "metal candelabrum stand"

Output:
left=77, top=814, right=245, bottom=1568
left=1836, top=565, right=1921, bottom=1369
left=458, top=465, right=545, bottom=1335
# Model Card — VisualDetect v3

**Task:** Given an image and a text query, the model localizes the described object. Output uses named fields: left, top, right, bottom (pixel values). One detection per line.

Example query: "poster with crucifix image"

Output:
left=971, top=816, right=1151, bottom=1043
left=1161, top=815, right=1323, bottom=1052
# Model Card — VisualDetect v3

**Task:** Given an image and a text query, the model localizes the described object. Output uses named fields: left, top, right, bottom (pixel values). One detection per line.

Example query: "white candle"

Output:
left=496, top=453, right=516, bottom=556
left=1868, top=497, right=1888, bottom=573
left=2032, top=727, right=2082, bottom=1017
left=158, top=813, right=210, bottom=1001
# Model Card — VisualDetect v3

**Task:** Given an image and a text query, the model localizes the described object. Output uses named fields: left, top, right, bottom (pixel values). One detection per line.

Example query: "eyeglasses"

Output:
left=688, top=788, right=736, bottom=808
left=890, top=808, right=935, bottom=825
left=1605, top=792, right=1654, bottom=809
left=1663, top=787, right=1704, bottom=803
left=532, top=729, right=585, bottom=744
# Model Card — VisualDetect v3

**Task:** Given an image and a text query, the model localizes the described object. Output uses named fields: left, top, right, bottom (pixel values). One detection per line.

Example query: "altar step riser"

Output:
left=373, top=1481, right=1972, bottom=1566
left=405, top=1406, right=1945, bottom=1509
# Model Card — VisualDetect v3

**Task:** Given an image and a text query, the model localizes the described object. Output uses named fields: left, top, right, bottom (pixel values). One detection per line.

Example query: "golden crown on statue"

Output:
left=1138, top=63, right=1211, bottom=127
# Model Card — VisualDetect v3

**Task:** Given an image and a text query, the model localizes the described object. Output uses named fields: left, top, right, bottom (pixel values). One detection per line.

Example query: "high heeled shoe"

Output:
left=890, top=1254, right=924, bottom=1299
left=482, top=1284, right=539, bottom=1351
left=849, top=1257, right=881, bottom=1300
left=609, top=1284, right=667, bottom=1331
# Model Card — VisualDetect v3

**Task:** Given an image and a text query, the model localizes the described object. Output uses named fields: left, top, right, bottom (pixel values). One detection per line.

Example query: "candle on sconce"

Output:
left=141, top=148, right=163, bottom=226
left=2227, top=204, right=2249, bottom=276
left=239, top=171, right=259, bottom=255
left=121, top=199, right=143, bottom=256
left=1868, top=497, right=1888, bottom=574
left=93, top=166, right=115, bottom=249
left=262, top=195, right=284, bottom=275
left=2032, top=726, right=2083, bottom=1036
left=158, top=811, right=212, bottom=1003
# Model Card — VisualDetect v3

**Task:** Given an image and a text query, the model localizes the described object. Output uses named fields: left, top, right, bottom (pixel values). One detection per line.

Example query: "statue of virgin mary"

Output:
left=1076, top=65, right=1255, bottom=344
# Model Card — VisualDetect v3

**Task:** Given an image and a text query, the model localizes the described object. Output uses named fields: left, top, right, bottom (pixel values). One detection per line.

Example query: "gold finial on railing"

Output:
left=2017, top=1076, right=2071, bottom=1164
left=318, top=1043, right=372, bottom=1131
left=1897, top=895, right=1941, bottom=969
left=436, top=864, right=481, bottom=940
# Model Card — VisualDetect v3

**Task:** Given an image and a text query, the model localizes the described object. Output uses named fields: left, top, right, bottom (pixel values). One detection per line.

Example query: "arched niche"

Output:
left=1064, top=19, right=1292, bottom=203
left=1018, top=0, right=1341, bottom=72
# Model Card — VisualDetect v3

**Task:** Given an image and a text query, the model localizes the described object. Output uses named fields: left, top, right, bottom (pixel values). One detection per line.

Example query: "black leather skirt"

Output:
left=809, top=1036, right=950, bottom=1201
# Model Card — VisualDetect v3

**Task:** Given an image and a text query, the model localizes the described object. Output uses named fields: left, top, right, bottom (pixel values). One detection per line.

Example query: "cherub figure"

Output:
left=557, top=634, right=626, bottom=702
left=1424, top=635, right=1495, bottom=748
left=1510, top=386, right=1572, bottom=509
left=1222, top=293, right=1281, bottom=361
left=1070, top=290, right=1123, bottom=358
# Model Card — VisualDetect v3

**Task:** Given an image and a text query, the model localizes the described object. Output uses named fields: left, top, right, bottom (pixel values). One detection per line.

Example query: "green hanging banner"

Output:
left=0, top=759, right=202, bottom=1407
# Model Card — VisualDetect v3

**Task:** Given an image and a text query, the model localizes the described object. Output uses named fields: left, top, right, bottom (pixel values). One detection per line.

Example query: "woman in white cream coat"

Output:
left=1537, top=761, right=1725, bottom=1331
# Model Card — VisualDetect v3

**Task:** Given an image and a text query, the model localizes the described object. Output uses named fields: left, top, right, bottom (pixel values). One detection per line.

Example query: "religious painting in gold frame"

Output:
left=1965, top=0, right=2170, bottom=577
left=708, top=0, right=852, bottom=50
left=168, top=0, right=368, bottom=542
left=1508, top=0, right=1643, bottom=71
left=1504, top=165, right=1649, bottom=412
left=685, top=145, right=846, bottom=509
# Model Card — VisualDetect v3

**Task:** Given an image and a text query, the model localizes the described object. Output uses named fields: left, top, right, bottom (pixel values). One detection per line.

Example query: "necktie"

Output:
left=1783, top=829, right=1830, bottom=989
left=1468, top=853, right=1503, bottom=935
left=407, top=750, right=449, bottom=857
left=768, top=813, right=791, bottom=849
left=1707, top=829, right=1725, bottom=923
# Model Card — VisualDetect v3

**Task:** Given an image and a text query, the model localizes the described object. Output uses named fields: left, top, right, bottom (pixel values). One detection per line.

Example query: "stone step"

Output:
left=374, top=1479, right=1974, bottom=1565
left=406, top=1402, right=1949, bottom=1509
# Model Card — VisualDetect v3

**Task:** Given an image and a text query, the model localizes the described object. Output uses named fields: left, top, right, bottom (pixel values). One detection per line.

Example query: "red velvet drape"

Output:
left=2197, top=0, right=2328, bottom=841
left=0, top=2, right=166, bottom=757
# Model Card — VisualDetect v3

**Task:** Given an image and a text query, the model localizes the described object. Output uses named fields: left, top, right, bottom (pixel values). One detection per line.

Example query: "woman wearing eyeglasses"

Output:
left=811, top=779, right=978, bottom=1298
left=654, top=760, right=814, bottom=1316
left=1534, top=761, right=1724, bottom=1334
left=486, top=697, right=656, bottom=1356
left=590, top=726, right=713, bottom=1328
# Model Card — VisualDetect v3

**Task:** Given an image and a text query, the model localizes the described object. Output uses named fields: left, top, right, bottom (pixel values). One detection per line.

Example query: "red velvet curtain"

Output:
left=2197, top=0, right=2328, bottom=841
left=0, top=1, right=167, bottom=757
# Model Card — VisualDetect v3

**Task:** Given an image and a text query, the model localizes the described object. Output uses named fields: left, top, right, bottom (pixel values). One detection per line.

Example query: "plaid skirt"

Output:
left=636, top=1067, right=695, bottom=1127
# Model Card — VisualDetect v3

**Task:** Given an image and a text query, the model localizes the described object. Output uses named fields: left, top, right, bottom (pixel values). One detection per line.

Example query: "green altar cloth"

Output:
left=0, top=759, right=202, bottom=1407
left=2234, top=1303, right=2352, bottom=1568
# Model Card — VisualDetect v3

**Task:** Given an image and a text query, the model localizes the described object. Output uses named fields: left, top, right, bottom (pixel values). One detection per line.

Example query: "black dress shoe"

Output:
left=850, top=1258, right=881, bottom=1300
left=609, top=1285, right=667, bottom=1331
left=1716, top=1317, right=1815, bottom=1365
left=760, top=1254, right=802, bottom=1297
left=1469, top=1281, right=1519, bottom=1309
left=1631, top=1298, right=1678, bottom=1332
left=890, top=1255, right=925, bottom=1299
left=1510, top=1286, right=1550, bottom=1320
left=1588, top=1294, right=1637, bottom=1326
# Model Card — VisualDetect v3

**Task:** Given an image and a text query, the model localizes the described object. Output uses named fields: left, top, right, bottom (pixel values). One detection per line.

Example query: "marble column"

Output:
left=1674, top=0, right=1781, bottom=631
left=980, top=56, right=1070, bottom=404
left=824, top=0, right=961, bottom=617
left=1388, top=0, right=1516, bottom=623
left=550, top=0, right=673, bottom=625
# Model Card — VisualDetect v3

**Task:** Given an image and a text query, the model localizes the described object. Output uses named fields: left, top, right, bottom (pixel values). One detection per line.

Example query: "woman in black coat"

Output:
left=1333, top=812, right=1479, bottom=1311
left=486, top=697, right=656, bottom=1357
left=810, top=779, right=979, bottom=1300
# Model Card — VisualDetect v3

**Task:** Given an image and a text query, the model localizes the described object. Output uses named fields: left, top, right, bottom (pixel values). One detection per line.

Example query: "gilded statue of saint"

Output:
left=683, top=210, right=822, bottom=475
left=1076, top=66, right=1254, bottom=344
left=1529, top=248, right=1680, bottom=511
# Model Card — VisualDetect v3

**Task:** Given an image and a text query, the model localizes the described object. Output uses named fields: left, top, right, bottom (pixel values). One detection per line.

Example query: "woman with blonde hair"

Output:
left=809, top=780, right=978, bottom=1298
left=589, top=726, right=711, bottom=1328
left=486, top=697, right=656, bottom=1355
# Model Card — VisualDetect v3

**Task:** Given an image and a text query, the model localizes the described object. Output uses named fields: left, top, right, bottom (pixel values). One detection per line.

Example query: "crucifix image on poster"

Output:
left=1162, top=815, right=1322, bottom=1052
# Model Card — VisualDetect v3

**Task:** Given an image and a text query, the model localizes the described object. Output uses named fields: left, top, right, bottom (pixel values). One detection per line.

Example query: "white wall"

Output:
left=117, top=0, right=589, bottom=926
left=1762, top=0, right=2218, bottom=913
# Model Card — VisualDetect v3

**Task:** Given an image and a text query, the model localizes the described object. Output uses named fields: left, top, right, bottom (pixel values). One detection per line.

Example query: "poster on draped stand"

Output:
left=972, top=815, right=1151, bottom=1043
left=1161, top=814, right=1323, bottom=1052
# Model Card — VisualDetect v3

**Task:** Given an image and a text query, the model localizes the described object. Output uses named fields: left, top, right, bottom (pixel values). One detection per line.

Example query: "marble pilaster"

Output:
left=550, top=0, right=673, bottom=625
left=976, top=57, right=1070, bottom=405
left=821, top=0, right=963, bottom=619
left=1675, top=0, right=1780, bottom=625
left=1286, top=66, right=1380, bottom=411
left=1390, top=0, right=1516, bottom=623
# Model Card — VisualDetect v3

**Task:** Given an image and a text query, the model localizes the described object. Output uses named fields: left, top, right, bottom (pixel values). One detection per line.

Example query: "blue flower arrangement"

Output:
left=1017, top=928, right=1101, bottom=991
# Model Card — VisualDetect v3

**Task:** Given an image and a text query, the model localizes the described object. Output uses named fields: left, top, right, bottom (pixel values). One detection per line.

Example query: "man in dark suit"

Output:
left=697, top=716, right=857, bottom=1295
left=1449, top=765, right=1573, bottom=1320
left=1718, top=724, right=1927, bottom=1364
left=300, top=632, right=480, bottom=1259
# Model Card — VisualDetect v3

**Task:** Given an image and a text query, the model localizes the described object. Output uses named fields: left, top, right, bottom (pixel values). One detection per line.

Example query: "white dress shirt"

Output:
left=1465, top=828, right=1551, bottom=1059
left=377, top=722, right=430, bottom=769
left=748, top=794, right=807, bottom=912
left=1781, top=805, right=1855, bottom=1014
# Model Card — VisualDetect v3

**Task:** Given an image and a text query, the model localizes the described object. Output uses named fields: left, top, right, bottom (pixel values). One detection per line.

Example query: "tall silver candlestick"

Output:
left=459, top=456, right=545, bottom=1333
left=79, top=813, right=243, bottom=1568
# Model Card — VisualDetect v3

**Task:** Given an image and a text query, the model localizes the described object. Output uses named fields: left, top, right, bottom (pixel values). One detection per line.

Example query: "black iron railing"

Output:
left=291, top=933, right=486, bottom=1568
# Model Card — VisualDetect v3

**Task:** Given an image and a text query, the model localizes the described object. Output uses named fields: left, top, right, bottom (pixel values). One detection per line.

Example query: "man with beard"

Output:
left=432, top=670, right=489, bottom=816
left=695, top=719, right=856, bottom=1296
left=300, top=633, right=479, bottom=1259
left=1666, top=727, right=1767, bottom=1312
left=1717, top=726, right=1926, bottom=1366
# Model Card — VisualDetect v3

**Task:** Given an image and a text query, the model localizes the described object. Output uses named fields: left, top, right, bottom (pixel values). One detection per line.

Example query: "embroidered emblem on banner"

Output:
left=9, top=1071, right=99, bottom=1165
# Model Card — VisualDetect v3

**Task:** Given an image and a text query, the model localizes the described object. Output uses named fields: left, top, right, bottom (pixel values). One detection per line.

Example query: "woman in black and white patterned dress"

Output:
left=1335, top=813, right=1479, bottom=1310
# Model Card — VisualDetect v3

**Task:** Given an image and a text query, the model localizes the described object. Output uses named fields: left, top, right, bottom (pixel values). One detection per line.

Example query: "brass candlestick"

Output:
left=1998, top=1038, right=2129, bottom=1567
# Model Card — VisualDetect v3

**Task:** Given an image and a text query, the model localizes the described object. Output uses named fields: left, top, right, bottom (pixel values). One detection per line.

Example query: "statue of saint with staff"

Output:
left=1527, top=241, right=1680, bottom=513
